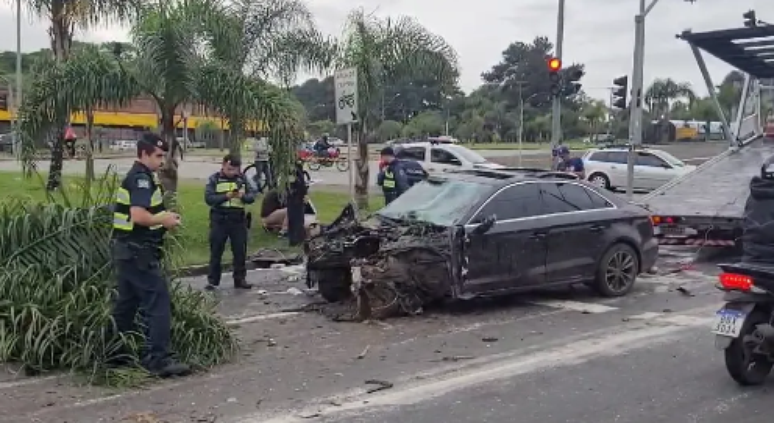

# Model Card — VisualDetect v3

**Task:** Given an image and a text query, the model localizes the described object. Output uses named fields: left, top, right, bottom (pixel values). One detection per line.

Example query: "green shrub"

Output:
left=0, top=174, right=238, bottom=385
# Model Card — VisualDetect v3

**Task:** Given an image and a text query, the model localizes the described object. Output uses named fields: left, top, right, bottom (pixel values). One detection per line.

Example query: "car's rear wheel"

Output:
left=591, top=243, right=639, bottom=297
left=588, top=172, right=611, bottom=190
left=310, top=268, right=352, bottom=303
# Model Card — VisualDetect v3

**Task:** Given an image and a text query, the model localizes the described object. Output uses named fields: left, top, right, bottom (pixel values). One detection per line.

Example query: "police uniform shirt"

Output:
left=205, top=172, right=255, bottom=210
left=113, top=162, right=166, bottom=242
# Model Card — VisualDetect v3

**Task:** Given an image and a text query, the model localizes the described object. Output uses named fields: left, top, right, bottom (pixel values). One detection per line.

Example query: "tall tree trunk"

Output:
left=45, top=1, right=73, bottom=191
left=355, top=121, right=369, bottom=210
left=228, top=115, right=243, bottom=158
left=85, top=110, right=95, bottom=182
left=158, top=107, right=179, bottom=206
left=219, top=118, right=225, bottom=151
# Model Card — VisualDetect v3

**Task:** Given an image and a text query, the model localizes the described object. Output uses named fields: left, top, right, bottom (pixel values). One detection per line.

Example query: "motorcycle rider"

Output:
left=741, top=157, right=774, bottom=264
left=313, top=134, right=332, bottom=158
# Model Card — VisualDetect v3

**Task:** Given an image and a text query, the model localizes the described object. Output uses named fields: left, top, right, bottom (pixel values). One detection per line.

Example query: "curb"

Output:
left=177, top=253, right=304, bottom=278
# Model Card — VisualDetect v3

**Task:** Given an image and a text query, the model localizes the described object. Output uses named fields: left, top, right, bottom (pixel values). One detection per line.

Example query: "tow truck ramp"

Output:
left=641, top=23, right=774, bottom=247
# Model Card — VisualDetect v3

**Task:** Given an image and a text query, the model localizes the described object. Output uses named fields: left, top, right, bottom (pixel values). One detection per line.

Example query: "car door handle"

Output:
left=589, top=225, right=604, bottom=232
left=529, top=231, right=547, bottom=240
left=610, top=166, right=617, bottom=170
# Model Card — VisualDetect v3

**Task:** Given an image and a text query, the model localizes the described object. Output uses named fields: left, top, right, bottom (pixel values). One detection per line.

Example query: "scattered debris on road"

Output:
left=357, top=345, right=371, bottom=359
left=364, top=379, right=394, bottom=394
left=482, top=337, right=499, bottom=343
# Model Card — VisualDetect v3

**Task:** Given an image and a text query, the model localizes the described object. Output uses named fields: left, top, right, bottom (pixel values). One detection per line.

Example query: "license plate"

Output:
left=711, top=308, right=747, bottom=337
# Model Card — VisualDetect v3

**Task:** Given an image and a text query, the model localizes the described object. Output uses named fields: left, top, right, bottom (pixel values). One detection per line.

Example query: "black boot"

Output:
left=144, top=356, right=191, bottom=378
left=234, top=280, right=253, bottom=289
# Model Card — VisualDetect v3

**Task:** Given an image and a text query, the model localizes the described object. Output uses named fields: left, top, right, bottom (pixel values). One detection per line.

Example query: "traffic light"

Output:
left=563, top=69, right=584, bottom=96
left=743, top=10, right=757, bottom=27
left=612, top=76, right=628, bottom=110
left=547, top=57, right=562, bottom=96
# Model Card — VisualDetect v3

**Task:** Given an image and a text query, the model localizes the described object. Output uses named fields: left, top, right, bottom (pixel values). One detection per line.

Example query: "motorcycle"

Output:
left=713, top=262, right=774, bottom=385
left=306, top=147, right=349, bottom=172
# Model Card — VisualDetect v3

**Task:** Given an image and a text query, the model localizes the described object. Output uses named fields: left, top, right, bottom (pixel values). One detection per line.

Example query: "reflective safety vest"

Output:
left=214, top=178, right=245, bottom=209
left=112, top=166, right=167, bottom=242
left=382, top=170, right=396, bottom=189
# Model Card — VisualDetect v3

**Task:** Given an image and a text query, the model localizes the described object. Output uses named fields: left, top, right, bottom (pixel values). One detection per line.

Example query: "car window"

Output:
left=397, top=147, right=426, bottom=161
left=378, top=179, right=489, bottom=226
left=636, top=152, right=668, bottom=167
left=431, top=148, right=462, bottom=165
left=607, top=152, right=628, bottom=164
left=475, top=183, right=543, bottom=222
left=588, top=151, right=610, bottom=162
left=540, top=182, right=611, bottom=213
left=654, top=150, right=685, bottom=167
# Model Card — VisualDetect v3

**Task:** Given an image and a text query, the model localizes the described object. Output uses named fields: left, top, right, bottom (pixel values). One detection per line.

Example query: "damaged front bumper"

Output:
left=304, top=204, right=460, bottom=319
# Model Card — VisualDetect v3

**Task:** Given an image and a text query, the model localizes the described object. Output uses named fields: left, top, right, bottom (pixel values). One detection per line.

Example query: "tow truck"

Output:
left=641, top=22, right=774, bottom=248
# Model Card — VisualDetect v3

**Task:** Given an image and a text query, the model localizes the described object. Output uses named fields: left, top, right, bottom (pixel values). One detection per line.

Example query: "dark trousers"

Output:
left=254, top=160, right=273, bottom=192
left=383, top=189, right=398, bottom=205
left=286, top=193, right=305, bottom=246
left=208, top=211, right=247, bottom=285
left=111, top=241, right=170, bottom=363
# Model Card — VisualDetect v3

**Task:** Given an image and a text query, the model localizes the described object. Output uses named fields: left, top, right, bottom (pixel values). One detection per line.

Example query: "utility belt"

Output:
left=210, top=208, right=246, bottom=222
left=111, top=239, right=163, bottom=268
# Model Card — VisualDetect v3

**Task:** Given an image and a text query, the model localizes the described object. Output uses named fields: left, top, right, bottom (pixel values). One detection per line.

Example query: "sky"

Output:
left=1, top=0, right=773, bottom=101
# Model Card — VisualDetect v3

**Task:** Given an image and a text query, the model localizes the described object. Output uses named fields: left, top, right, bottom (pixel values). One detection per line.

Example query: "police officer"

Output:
left=111, top=132, right=189, bottom=377
left=377, top=147, right=410, bottom=204
left=204, top=154, right=256, bottom=290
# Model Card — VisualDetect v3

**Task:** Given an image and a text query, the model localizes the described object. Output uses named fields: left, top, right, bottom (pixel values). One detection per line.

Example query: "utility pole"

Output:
left=550, top=0, right=565, bottom=147
left=607, top=87, right=615, bottom=135
left=14, top=0, right=22, bottom=158
left=518, top=82, right=525, bottom=166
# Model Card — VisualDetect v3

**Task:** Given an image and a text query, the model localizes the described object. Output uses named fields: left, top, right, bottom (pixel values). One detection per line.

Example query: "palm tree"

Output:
left=200, top=0, right=331, bottom=159
left=335, top=10, right=458, bottom=208
left=645, top=78, right=696, bottom=119
left=22, top=0, right=136, bottom=190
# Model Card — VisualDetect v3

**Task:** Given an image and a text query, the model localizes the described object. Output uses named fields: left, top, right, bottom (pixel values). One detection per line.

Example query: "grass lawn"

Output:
left=0, top=171, right=373, bottom=267
left=465, top=141, right=589, bottom=151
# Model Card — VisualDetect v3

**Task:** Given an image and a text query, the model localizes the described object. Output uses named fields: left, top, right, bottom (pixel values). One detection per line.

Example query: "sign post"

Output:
left=334, top=67, right=359, bottom=201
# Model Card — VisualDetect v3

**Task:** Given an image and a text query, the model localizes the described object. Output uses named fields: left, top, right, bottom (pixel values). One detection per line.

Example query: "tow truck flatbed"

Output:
left=637, top=22, right=774, bottom=247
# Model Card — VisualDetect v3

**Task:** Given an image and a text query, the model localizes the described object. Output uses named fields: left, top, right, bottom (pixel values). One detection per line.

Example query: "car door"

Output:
left=635, top=152, right=673, bottom=190
left=539, top=181, right=615, bottom=284
left=429, top=147, right=463, bottom=173
left=604, top=151, right=629, bottom=187
left=464, top=183, right=547, bottom=294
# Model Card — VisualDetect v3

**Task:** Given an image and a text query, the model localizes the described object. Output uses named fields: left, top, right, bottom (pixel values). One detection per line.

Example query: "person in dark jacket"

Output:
left=376, top=147, right=410, bottom=204
left=399, top=159, right=428, bottom=187
left=742, top=159, right=774, bottom=264
left=286, top=160, right=308, bottom=246
left=204, top=154, right=256, bottom=290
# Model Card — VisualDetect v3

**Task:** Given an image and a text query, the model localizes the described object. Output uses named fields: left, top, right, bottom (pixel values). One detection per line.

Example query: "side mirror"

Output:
left=471, top=215, right=497, bottom=235
left=661, top=163, right=672, bottom=169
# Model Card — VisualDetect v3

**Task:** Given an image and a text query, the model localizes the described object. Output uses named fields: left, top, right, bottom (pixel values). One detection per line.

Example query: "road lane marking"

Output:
left=226, top=312, right=302, bottom=325
left=239, top=305, right=718, bottom=423
left=524, top=299, right=618, bottom=314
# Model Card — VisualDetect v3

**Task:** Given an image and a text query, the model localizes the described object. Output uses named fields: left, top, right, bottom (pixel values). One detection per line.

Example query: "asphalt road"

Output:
left=1, top=246, right=768, bottom=423
left=0, top=141, right=730, bottom=189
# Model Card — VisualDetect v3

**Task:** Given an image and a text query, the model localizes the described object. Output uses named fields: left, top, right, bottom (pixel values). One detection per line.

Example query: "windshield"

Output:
left=657, top=151, right=686, bottom=167
left=445, top=145, right=488, bottom=164
left=377, top=179, right=489, bottom=226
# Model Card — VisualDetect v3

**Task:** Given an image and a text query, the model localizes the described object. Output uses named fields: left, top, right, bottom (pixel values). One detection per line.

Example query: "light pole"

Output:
left=14, top=0, right=22, bottom=158
left=550, top=0, right=565, bottom=147
left=625, top=0, right=696, bottom=200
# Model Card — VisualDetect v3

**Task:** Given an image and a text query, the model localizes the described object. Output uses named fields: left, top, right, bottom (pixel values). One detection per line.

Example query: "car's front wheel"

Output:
left=588, top=172, right=611, bottom=190
left=591, top=243, right=639, bottom=297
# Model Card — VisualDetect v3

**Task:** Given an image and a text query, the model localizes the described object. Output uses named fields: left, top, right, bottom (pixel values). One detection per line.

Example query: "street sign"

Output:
left=334, top=67, right=358, bottom=125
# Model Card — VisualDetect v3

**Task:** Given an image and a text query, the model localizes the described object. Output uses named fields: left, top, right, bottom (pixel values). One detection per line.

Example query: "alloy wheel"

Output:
left=604, top=251, right=636, bottom=293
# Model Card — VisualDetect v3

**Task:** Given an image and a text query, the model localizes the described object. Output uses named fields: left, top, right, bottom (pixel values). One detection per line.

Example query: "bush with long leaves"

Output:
left=0, top=174, right=238, bottom=384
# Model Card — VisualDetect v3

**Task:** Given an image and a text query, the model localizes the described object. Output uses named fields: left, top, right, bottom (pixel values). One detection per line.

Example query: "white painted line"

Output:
left=0, top=375, right=59, bottom=390
left=226, top=312, right=302, bottom=326
left=627, top=311, right=664, bottom=320
left=243, top=307, right=714, bottom=423
left=526, top=299, right=618, bottom=314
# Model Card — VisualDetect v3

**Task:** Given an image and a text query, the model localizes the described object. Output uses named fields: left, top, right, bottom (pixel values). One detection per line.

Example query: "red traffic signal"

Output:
left=547, top=57, right=562, bottom=72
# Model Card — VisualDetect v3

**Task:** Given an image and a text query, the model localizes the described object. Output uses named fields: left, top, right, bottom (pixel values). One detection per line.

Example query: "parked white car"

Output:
left=393, top=142, right=505, bottom=173
left=582, top=147, right=696, bottom=191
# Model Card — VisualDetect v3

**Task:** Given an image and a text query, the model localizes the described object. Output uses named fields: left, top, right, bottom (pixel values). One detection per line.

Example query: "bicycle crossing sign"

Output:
left=334, top=67, right=358, bottom=125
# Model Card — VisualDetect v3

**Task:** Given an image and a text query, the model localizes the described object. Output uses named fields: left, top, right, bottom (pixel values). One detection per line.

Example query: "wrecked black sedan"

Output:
left=305, top=169, right=658, bottom=320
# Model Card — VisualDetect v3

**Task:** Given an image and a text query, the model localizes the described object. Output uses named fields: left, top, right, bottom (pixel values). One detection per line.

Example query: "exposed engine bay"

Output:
left=304, top=204, right=453, bottom=321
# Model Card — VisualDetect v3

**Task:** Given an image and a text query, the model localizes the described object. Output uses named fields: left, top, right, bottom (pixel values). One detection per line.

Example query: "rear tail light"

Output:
left=650, top=215, right=678, bottom=226
left=719, top=273, right=753, bottom=292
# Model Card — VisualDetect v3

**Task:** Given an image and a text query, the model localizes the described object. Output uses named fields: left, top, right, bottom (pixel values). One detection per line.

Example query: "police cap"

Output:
left=138, top=132, right=169, bottom=153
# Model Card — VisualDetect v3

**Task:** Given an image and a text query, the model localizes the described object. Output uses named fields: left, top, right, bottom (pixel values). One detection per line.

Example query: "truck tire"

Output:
left=311, top=268, right=352, bottom=303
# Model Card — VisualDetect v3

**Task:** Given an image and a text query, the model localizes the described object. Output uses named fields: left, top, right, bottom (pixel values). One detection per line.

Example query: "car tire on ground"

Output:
left=590, top=243, right=639, bottom=297
left=311, top=268, right=352, bottom=303
left=588, top=172, right=612, bottom=190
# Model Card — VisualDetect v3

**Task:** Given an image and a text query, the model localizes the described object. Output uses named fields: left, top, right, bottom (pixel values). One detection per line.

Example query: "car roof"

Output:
left=434, top=168, right=580, bottom=186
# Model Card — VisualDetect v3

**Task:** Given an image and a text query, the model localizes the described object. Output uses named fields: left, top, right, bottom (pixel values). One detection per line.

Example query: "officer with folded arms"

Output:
left=111, top=132, right=189, bottom=377
left=204, top=154, right=256, bottom=291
